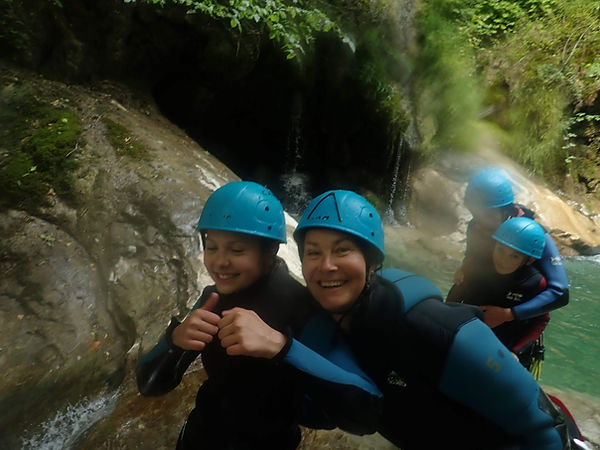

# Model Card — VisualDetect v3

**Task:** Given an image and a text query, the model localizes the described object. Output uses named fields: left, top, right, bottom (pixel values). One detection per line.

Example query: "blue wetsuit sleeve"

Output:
left=439, top=318, right=564, bottom=450
left=284, top=338, right=382, bottom=434
left=513, top=233, right=569, bottom=320
left=283, top=339, right=382, bottom=397
left=135, top=295, right=207, bottom=396
left=280, top=312, right=383, bottom=435
left=135, top=322, right=200, bottom=396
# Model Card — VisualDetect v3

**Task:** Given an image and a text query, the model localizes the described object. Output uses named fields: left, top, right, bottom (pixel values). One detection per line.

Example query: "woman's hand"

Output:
left=171, top=293, right=220, bottom=351
left=480, top=305, right=515, bottom=328
left=218, top=308, right=287, bottom=358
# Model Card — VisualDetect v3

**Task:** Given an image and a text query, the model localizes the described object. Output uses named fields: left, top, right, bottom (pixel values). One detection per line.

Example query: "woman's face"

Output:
left=492, top=242, right=528, bottom=275
left=301, top=229, right=368, bottom=314
left=203, top=230, right=267, bottom=294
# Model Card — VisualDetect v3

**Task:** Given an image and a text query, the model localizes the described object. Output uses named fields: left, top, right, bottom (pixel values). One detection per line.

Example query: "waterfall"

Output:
left=396, top=157, right=411, bottom=225
left=280, top=92, right=311, bottom=216
left=383, top=136, right=404, bottom=224
left=21, top=390, right=120, bottom=450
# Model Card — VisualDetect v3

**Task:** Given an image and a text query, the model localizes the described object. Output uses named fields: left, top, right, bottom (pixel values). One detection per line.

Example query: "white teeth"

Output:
left=320, top=280, right=344, bottom=288
left=217, top=274, right=236, bottom=279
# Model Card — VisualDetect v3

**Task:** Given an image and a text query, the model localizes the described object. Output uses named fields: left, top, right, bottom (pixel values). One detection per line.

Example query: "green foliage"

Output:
left=456, top=0, right=557, bottom=46
left=476, top=0, right=600, bottom=180
left=413, top=0, right=483, bottom=155
left=356, top=27, right=408, bottom=136
left=424, top=0, right=600, bottom=187
left=137, top=0, right=349, bottom=59
left=506, top=83, right=570, bottom=178
left=0, top=85, right=82, bottom=211
left=0, top=0, right=31, bottom=58
left=101, top=117, right=150, bottom=159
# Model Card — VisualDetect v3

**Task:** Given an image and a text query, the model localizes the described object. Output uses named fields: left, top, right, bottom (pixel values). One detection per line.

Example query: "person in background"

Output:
left=452, top=167, right=569, bottom=329
left=448, top=216, right=551, bottom=369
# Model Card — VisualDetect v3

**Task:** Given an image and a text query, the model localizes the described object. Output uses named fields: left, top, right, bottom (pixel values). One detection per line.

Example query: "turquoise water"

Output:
left=543, top=256, right=600, bottom=397
left=383, top=225, right=600, bottom=399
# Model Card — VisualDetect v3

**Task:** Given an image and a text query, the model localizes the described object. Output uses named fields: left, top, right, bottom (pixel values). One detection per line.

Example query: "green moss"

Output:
left=0, top=84, right=82, bottom=211
left=101, top=117, right=150, bottom=160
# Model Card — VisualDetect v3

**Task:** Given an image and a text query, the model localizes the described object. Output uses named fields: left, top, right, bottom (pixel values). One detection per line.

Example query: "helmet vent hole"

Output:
left=265, top=206, right=270, bottom=211
left=369, top=213, right=373, bottom=218
left=371, top=232, right=375, bottom=236
left=267, top=226, right=272, bottom=230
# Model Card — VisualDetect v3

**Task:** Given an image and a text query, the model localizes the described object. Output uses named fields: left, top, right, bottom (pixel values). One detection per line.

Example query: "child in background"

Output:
left=448, top=217, right=550, bottom=369
left=451, top=168, right=568, bottom=345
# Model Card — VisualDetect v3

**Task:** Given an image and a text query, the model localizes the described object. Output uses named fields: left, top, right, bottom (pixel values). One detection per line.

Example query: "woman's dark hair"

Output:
left=297, top=229, right=383, bottom=270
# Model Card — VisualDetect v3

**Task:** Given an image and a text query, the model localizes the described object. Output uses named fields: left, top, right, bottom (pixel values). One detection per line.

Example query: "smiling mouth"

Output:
left=216, top=273, right=238, bottom=280
left=319, top=280, right=345, bottom=288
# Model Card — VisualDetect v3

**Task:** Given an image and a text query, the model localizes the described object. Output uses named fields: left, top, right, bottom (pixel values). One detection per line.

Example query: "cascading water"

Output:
left=21, top=389, right=120, bottom=450
left=280, top=92, right=312, bottom=217
left=382, top=137, right=402, bottom=225
left=383, top=135, right=411, bottom=226
left=395, top=159, right=411, bottom=225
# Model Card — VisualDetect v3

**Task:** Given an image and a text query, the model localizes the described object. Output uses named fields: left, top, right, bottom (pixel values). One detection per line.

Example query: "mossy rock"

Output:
left=0, top=83, right=82, bottom=211
left=101, top=117, right=151, bottom=160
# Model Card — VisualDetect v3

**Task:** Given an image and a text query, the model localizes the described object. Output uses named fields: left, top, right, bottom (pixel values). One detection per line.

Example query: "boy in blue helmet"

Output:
left=453, top=167, right=569, bottom=329
left=135, top=181, right=317, bottom=449
left=448, top=217, right=551, bottom=369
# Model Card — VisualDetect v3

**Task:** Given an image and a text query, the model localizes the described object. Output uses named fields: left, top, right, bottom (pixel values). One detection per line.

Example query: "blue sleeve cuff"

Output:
left=284, top=338, right=382, bottom=397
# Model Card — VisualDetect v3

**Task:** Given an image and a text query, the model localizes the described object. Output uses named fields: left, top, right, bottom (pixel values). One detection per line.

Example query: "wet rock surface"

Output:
left=1, top=64, right=227, bottom=447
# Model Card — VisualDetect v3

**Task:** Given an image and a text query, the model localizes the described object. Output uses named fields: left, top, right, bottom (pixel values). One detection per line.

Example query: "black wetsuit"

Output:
left=136, top=263, right=316, bottom=450
left=448, top=260, right=550, bottom=356
left=342, top=269, right=569, bottom=450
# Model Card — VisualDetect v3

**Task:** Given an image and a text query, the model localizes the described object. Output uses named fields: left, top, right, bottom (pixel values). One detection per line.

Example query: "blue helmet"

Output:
left=464, top=167, right=514, bottom=209
left=293, top=190, right=385, bottom=263
left=197, top=181, right=286, bottom=243
left=492, top=217, right=546, bottom=259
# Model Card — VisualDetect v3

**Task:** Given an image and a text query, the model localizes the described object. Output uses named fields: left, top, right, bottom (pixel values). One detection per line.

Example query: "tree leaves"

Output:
left=141, top=0, right=348, bottom=59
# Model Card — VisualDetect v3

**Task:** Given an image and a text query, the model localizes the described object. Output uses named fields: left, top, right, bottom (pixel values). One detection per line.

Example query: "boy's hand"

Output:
left=481, top=305, right=515, bottom=328
left=218, top=308, right=286, bottom=358
left=171, top=293, right=220, bottom=351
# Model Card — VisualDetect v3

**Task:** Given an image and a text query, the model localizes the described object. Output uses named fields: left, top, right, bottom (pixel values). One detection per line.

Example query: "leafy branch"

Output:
left=133, top=0, right=351, bottom=59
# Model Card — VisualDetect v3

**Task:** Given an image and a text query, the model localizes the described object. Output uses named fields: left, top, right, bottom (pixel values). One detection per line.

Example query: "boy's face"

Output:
left=203, top=230, right=266, bottom=294
left=493, top=242, right=528, bottom=275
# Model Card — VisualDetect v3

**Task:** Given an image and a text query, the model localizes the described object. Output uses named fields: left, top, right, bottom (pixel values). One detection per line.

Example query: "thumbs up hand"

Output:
left=171, top=292, right=221, bottom=351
